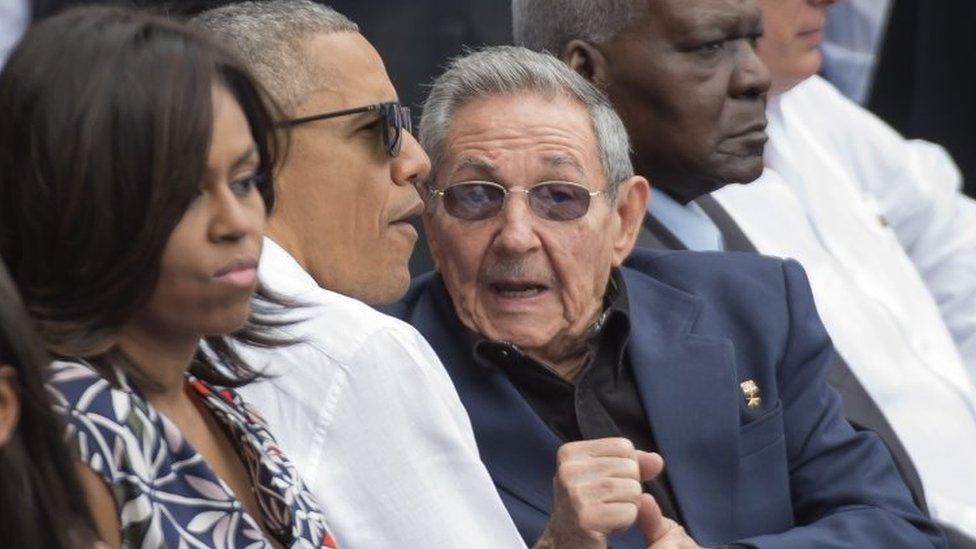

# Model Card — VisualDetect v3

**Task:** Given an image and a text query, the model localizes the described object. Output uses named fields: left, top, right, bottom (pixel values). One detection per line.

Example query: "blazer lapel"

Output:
left=412, top=276, right=563, bottom=515
left=694, top=194, right=757, bottom=253
left=621, top=268, right=739, bottom=542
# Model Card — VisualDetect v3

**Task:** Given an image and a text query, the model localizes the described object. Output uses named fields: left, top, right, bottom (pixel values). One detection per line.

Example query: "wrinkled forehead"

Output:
left=441, top=93, right=604, bottom=186
left=650, top=0, right=763, bottom=38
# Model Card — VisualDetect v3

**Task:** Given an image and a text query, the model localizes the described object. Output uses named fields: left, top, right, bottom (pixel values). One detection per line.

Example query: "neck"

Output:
left=526, top=306, right=603, bottom=383
left=267, top=215, right=307, bottom=273
left=116, top=322, right=200, bottom=405
left=532, top=344, right=590, bottom=382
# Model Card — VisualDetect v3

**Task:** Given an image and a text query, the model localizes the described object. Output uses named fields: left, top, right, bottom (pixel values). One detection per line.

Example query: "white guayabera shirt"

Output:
left=236, top=237, right=526, bottom=549
left=714, top=75, right=976, bottom=538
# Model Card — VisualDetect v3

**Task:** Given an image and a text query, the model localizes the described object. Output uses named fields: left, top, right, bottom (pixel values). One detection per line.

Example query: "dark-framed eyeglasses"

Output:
left=277, top=101, right=412, bottom=157
left=426, top=180, right=605, bottom=221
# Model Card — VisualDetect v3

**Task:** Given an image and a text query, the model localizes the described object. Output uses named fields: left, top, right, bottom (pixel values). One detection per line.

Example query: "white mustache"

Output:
left=478, top=259, right=556, bottom=286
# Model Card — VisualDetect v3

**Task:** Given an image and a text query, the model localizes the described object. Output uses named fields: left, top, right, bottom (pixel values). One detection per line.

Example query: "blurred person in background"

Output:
left=0, top=258, right=96, bottom=547
left=823, top=0, right=976, bottom=194
left=712, top=0, right=976, bottom=543
left=193, top=2, right=525, bottom=547
left=0, top=7, right=335, bottom=546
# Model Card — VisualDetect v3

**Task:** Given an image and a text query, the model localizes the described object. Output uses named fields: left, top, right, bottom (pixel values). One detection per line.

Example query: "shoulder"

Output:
left=48, top=360, right=129, bottom=417
left=273, top=284, right=434, bottom=364
left=625, top=248, right=792, bottom=291
left=778, top=75, right=897, bottom=148
left=778, top=75, right=859, bottom=121
left=47, top=360, right=157, bottom=481
left=624, top=249, right=809, bottom=336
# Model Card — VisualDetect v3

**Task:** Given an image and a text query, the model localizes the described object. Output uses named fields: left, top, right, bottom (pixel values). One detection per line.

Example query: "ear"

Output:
left=610, top=175, right=651, bottom=267
left=0, top=365, right=20, bottom=447
left=562, top=39, right=611, bottom=88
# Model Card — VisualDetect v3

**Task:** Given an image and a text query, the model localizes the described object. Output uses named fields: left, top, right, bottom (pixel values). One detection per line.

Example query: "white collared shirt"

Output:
left=648, top=187, right=725, bottom=252
left=236, top=238, right=525, bottom=549
left=713, top=76, right=976, bottom=537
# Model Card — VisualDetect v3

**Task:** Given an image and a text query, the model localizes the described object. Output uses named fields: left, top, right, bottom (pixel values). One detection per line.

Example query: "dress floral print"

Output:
left=47, top=360, right=338, bottom=548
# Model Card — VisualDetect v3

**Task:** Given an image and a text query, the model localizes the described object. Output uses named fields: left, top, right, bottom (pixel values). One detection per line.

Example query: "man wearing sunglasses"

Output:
left=193, top=2, right=525, bottom=548
left=385, top=46, right=941, bottom=548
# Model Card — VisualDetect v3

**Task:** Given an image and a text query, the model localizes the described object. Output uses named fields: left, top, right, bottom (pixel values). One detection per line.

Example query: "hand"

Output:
left=533, top=438, right=664, bottom=549
left=636, top=493, right=702, bottom=549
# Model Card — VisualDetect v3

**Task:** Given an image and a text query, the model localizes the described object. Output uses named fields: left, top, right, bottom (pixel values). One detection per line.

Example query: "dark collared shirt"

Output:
left=472, top=270, right=682, bottom=523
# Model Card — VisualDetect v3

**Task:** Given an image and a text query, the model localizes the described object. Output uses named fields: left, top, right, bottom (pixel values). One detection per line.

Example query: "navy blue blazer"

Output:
left=384, top=249, right=945, bottom=548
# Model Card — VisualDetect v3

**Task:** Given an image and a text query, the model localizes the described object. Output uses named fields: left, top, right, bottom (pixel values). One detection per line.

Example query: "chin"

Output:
left=364, top=271, right=411, bottom=306
left=202, top=305, right=253, bottom=337
left=716, top=156, right=766, bottom=185
left=483, top=318, right=556, bottom=350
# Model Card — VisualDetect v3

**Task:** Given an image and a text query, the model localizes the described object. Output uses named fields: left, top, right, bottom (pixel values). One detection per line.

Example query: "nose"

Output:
left=391, top=132, right=432, bottom=187
left=491, top=190, right=541, bottom=256
left=209, top=188, right=265, bottom=244
left=731, top=39, right=772, bottom=99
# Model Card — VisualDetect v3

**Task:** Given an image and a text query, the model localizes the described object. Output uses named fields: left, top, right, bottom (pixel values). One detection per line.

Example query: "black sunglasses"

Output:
left=427, top=181, right=605, bottom=221
left=278, top=101, right=412, bottom=157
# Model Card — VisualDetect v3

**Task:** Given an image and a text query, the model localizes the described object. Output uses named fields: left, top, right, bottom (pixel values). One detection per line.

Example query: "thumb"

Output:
left=636, top=493, right=666, bottom=544
left=636, top=451, right=664, bottom=482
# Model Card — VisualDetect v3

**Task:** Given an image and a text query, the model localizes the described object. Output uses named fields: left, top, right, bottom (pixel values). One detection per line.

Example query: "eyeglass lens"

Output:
left=441, top=182, right=593, bottom=221
left=382, top=104, right=411, bottom=157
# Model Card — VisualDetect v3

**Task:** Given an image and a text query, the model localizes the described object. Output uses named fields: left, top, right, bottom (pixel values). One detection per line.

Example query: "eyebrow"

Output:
left=452, top=157, right=496, bottom=177
left=542, top=153, right=585, bottom=175
left=230, top=146, right=259, bottom=171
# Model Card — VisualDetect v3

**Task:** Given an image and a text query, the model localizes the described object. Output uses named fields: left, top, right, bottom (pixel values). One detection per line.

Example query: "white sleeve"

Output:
left=820, top=79, right=976, bottom=370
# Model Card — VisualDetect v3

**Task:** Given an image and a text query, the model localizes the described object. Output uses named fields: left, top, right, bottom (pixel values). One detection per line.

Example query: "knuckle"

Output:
left=608, top=437, right=635, bottom=454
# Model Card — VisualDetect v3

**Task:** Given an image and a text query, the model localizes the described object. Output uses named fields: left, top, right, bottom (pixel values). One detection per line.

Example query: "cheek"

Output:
left=547, top=227, right=612, bottom=314
left=437, top=228, right=484, bottom=286
left=432, top=225, right=491, bottom=314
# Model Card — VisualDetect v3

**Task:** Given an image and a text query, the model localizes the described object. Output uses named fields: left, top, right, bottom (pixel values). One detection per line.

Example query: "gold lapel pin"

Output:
left=740, top=380, right=761, bottom=410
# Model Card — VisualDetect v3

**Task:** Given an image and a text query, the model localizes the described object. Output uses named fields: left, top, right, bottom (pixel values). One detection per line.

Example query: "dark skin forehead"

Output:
left=649, top=0, right=763, bottom=42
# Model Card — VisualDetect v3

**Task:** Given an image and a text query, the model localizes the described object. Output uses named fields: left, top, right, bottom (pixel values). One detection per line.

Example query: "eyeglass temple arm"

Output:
left=277, top=104, right=381, bottom=128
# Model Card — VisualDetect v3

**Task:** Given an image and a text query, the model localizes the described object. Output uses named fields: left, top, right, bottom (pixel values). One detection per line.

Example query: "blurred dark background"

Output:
left=33, top=0, right=512, bottom=117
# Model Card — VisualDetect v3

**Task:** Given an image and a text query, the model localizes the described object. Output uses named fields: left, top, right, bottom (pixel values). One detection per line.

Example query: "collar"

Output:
left=648, top=187, right=725, bottom=252
left=258, top=237, right=321, bottom=299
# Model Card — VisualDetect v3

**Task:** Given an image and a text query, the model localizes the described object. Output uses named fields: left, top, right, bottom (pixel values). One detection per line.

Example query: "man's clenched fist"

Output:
left=533, top=438, right=664, bottom=549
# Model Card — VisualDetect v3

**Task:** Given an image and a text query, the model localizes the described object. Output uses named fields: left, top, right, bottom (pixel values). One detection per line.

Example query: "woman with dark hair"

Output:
left=0, top=6, right=336, bottom=547
left=0, top=259, right=96, bottom=547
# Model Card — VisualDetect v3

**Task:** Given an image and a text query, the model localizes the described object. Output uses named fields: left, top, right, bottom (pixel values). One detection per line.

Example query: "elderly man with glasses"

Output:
left=385, top=46, right=943, bottom=548
left=193, top=2, right=525, bottom=548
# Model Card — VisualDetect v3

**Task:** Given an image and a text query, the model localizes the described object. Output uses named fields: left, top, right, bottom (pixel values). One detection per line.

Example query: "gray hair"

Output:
left=512, top=0, right=638, bottom=56
left=420, top=46, right=633, bottom=198
left=192, top=0, right=358, bottom=111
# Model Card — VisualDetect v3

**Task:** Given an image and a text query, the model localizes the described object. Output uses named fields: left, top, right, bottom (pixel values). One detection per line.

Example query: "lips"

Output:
left=488, top=280, right=550, bottom=299
left=732, top=120, right=768, bottom=138
left=213, top=258, right=259, bottom=289
left=391, top=199, right=425, bottom=225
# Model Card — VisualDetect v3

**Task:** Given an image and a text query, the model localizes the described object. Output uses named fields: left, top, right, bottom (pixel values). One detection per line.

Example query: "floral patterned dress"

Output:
left=47, top=360, right=338, bottom=548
